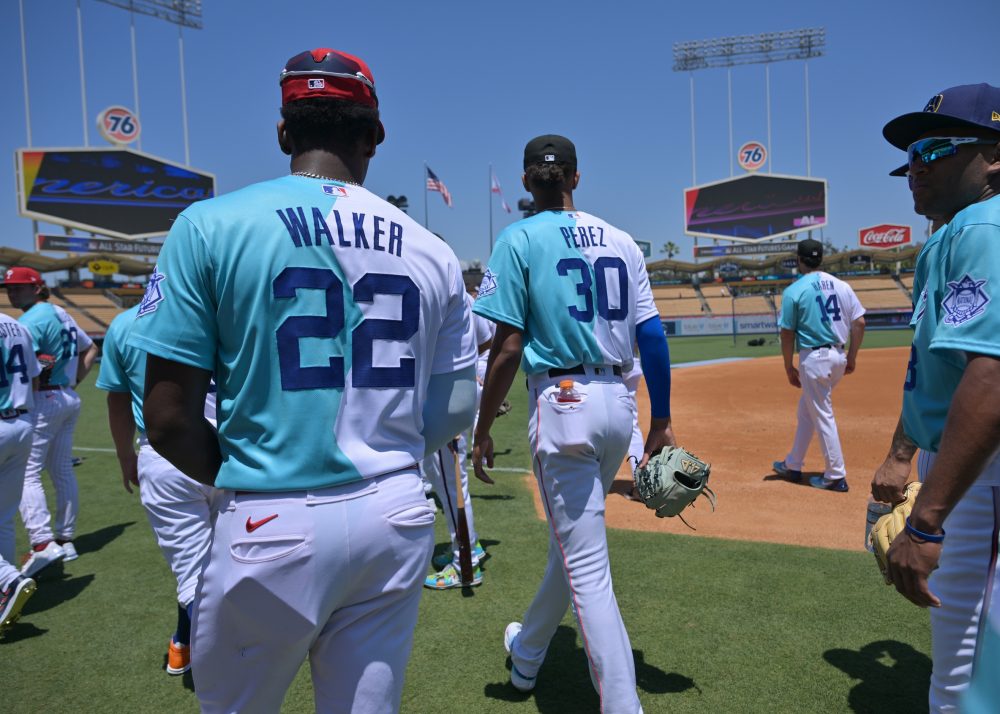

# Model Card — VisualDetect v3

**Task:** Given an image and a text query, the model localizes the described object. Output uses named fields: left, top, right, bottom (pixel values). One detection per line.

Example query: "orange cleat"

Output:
left=166, top=639, right=190, bottom=675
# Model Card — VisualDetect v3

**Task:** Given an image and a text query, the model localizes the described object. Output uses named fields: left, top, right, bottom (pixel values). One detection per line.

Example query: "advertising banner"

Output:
left=684, top=174, right=827, bottom=242
left=88, top=260, right=119, bottom=275
left=16, top=147, right=215, bottom=239
left=858, top=224, right=911, bottom=249
left=693, top=240, right=797, bottom=258
left=37, top=234, right=161, bottom=256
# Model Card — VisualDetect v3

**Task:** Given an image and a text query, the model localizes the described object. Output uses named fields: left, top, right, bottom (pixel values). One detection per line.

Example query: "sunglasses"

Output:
left=280, top=51, right=378, bottom=104
left=906, top=136, right=997, bottom=166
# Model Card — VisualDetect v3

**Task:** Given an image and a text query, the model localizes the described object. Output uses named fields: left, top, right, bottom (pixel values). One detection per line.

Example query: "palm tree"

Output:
left=661, top=241, right=680, bottom=259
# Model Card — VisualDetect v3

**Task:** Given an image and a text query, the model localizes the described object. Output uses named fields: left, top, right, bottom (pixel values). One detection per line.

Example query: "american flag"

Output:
left=490, top=169, right=512, bottom=213
left=426, top=166, right=453, bottom=207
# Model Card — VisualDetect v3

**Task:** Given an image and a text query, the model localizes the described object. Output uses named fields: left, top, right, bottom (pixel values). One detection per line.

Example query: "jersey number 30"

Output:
left=557, top=256, right=629, bottom=322
left=273, top=267, right=419, bottom=391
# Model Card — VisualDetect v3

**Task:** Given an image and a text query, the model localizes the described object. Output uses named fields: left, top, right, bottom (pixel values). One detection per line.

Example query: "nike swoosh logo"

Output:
left=245, top=514, right=279, bottom=533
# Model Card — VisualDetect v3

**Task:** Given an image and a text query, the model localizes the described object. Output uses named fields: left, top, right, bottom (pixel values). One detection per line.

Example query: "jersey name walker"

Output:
left=473, top=210, right=656, bottom=374
left=903, top=195, right=1000, bottom=465
left=0, top=314, right=40, bottom=411
left=779, top=271, right=865, bottom=349
left=129, top=175, right=476, bottom=491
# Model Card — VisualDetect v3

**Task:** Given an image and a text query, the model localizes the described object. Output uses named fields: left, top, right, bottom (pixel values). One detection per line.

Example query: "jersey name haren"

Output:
left=811, top=279, right=834, bottom=291
left=560, top=225, right=606, bottom=249
left=276, top=206, right=404, bottom=257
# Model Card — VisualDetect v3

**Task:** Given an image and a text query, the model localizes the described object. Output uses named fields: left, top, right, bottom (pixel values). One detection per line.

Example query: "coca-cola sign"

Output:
left=859, top=224, right=911, bottom=249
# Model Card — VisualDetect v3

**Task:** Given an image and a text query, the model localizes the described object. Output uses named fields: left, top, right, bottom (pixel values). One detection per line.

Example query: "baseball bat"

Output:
left=451, top=439, right=476, bottom=586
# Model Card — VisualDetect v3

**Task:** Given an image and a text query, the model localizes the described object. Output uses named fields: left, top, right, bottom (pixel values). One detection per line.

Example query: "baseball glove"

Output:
left=869, top=481, right=922, bottom=584
left=634, top=447, right=714, bottom=528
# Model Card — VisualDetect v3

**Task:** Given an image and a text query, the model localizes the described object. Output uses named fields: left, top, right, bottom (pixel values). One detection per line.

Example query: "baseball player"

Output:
left=423, top=291, right=492, bottom=589
left=39, top=286, right=98, bottom=391
left=0, top=312, right=41, bottom=632
left=877, top=83, right=1000, bottom=712
left=472, top=135, right=674, bottom=713
left=128, top=48, right=477, bottom=713
left=771, top=239, right=866, bottom=492
left=96, top=304, right=220, bottom=675
left=3, top=267, right=97, bottom=574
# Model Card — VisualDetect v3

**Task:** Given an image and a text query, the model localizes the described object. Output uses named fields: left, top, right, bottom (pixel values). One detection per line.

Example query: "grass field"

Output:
left=1, top=332, right=929, bottom=713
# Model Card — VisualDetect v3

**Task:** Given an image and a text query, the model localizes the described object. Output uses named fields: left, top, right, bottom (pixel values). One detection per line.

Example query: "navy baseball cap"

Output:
left=883, top=83, right=1000, bottom=150
left=889, top=163, right=909, bottom=177
left=523, top=135, right=577, bottom=170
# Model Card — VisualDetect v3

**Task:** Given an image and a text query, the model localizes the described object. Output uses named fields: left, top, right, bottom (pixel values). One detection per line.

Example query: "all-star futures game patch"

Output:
left=942, top=274, right=989, bottom=326
left=477, top=268, right=498, bottom=298
left=137, top=268, right=166, bottom=317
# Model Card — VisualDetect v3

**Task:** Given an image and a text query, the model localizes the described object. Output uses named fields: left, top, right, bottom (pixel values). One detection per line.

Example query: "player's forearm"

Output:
left=911, top=354, right=1000, bottom=532
left=780, top=329, right=796, bottom=369
left=885, top=415, right=919, bottom=464
left=636, top=316, right=671, bottom=419
left=77, top=343, right=99, bottom=383
left=847, top=317, right=866, bottom=360
left=475, top=326, right=522, bottom=440
left=106, top=392, right=137, bottom=464
left=422, top=367, right=477, bottom=455
left=144, top=356, right=221, bottom=486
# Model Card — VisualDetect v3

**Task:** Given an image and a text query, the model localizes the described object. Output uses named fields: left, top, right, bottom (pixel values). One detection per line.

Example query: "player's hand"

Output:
left=845, top=356, right=857, bottom=375
left=446, top=437, right=460, bottom=455
left=120, top=453, right=139, bottom=494
left=871, top=456, right=911, bottom=504
left=786, top=366, right=801, bottom=388
left=886, top=531, right=943, bottom=608
left=638, top=420, right=676, bottom=469
left=472, top=432, right=495, bottom=485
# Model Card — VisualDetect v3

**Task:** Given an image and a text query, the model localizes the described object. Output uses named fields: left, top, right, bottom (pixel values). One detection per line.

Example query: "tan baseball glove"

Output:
left=869, top=481, right=922, bottom=584
left=633, top=446, right=714, bottom=528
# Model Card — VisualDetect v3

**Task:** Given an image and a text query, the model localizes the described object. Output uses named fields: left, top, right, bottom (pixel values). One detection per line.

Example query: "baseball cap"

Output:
left=797, top=239, right=823, bottom=261
left=523, top=135, right=577, bottom=170
left=882, top=83, right=1000, bottom=150
left=280, top=48, right=385, bottom=144
left=1, top=267, right=43, bottom=286
left=889, top=163, right=909, bottom=177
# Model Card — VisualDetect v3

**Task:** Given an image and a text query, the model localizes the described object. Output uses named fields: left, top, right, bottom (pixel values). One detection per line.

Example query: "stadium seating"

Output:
left=841, top=275, right=910, bottom=310
left=702, top=296, right=774, bottom=316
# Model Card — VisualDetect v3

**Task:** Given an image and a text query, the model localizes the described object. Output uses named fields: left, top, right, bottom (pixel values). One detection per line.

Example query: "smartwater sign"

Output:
left=16, top=148, right=215, bottom=239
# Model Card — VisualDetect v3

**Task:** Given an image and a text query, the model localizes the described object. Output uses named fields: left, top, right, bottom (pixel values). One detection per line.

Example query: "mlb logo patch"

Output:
left=308, top=78, right=325, bottom=90
left=544, top=154, right=556, bottom=162
left=322, top=184, right=349, bottom=197
left=942, top=274, right=989, bottom=326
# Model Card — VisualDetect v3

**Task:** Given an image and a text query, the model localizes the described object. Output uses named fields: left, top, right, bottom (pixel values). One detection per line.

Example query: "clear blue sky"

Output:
left=0, top=0, right=996, bottom=266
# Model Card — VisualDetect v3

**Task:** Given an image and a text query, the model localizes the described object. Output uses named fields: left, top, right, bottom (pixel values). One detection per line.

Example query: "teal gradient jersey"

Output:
left=129, top=176, right=476, bottom=492
left=472, top=210, right=656, bottom=375
left=95, top=306, right=145, bottom=431
left=0, top=313, right=40, bottom=411
left=779, top=271, right=864, bottom=349
left=18, top=302, right=74, bottom=387
left=902, top=196, right=1000, bottom=456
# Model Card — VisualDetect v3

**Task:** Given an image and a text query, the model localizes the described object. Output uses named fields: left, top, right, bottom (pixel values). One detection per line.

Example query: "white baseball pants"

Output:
left=191, top=469, right=434, bottom=714
left=137, top=437, right=221, bottom=606
left=623, top=364, right=644, bottom=466
left=917, top=451, right=1000, bottom=713
left=19, top=388, right=81, bottom=546
left=785, top=347, right=847, bottom=479
left=0, top=414, right=34, bottom=590
left=511, top=370, right=640, bottom=714
left=421, top=434, right=479, bottom=567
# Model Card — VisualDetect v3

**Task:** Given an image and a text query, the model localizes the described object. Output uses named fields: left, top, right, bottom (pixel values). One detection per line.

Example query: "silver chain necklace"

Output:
left=292, top=171, right=361, bottom=187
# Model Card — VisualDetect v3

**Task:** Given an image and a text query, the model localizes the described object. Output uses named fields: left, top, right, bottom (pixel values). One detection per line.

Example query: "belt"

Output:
left=37, top=384, right=63, bottom=391
left=548, top=364, right=622, bottom=378
left=0, top=408, right=28, bottom=420
left=810, top=344, right=843, bottom=351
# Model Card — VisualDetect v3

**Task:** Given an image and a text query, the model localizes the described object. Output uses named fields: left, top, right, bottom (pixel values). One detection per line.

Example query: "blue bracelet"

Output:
left=905, top=517, right=945, bottom=543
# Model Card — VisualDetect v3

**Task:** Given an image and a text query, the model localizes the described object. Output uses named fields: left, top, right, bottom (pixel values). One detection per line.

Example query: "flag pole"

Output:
left=489, top=164, right=494, bottom=256
left=423, top=161, right=429, bottom=229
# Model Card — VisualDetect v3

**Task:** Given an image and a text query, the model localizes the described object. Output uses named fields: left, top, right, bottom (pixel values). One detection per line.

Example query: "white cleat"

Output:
left=21, top=541, right=66, bottom=578
left=504, top=622, right=536, bottom=692
left=59, top=542, right=78, bottom=562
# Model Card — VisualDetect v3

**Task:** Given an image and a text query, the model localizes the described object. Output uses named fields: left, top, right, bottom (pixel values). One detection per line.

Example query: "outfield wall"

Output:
left=663, top=309, right=912, bottom=337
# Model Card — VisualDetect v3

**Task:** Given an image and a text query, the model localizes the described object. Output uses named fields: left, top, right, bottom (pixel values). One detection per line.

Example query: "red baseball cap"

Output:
left=280, top=48, right=385, bottom=143
left=1, top=267, right=43, bottom=286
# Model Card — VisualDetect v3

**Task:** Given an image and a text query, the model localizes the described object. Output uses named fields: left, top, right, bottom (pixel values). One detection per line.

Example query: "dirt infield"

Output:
left=527, top=347, right=912, bottom=552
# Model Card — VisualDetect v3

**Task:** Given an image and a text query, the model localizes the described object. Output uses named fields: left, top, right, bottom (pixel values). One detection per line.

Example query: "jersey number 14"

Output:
left=815, top=294, right=842, bottom=322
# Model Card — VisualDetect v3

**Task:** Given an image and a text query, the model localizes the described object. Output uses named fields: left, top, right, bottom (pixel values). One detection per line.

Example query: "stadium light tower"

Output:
left=94, top=0, right=203, bottom=163
left=672, top=28, right=825, bottom=180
